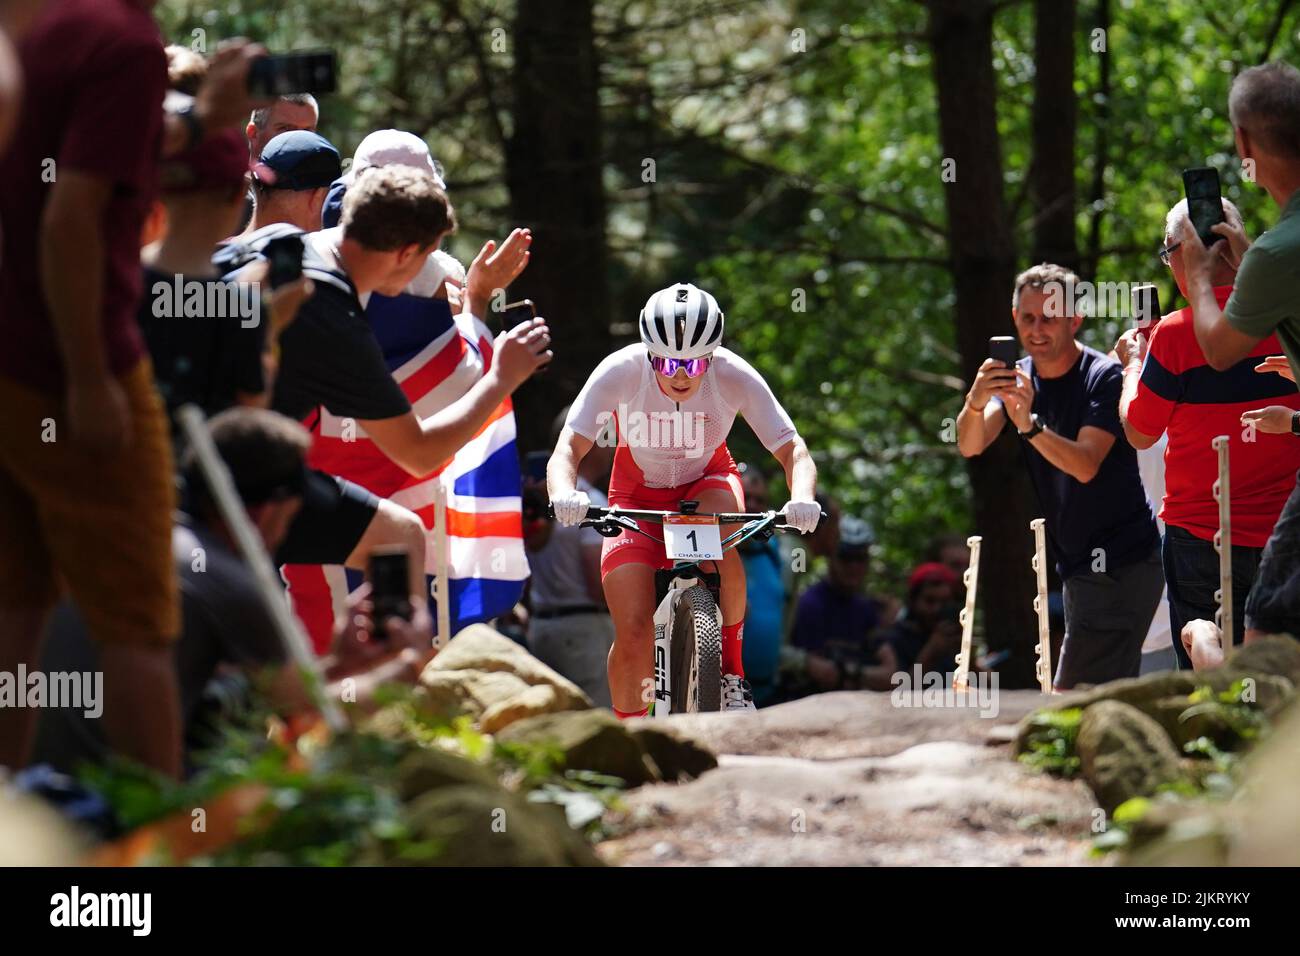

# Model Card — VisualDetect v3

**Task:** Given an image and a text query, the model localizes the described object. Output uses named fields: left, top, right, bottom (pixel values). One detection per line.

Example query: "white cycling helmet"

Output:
left=639, top=282, right=724, bottom=360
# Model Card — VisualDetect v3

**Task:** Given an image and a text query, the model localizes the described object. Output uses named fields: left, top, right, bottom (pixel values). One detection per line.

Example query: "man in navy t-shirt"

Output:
left=956, top=263, right=1164, bottom=689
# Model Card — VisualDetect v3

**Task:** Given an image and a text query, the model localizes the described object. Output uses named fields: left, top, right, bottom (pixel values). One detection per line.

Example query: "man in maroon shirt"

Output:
left=0, top=0, right=258, bottom=777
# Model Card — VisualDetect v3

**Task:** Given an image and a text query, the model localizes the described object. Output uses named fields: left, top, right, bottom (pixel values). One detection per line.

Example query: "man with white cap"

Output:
left=322, top=128, right=518, bottom=316
left=322, top=128, right=446, bottom=228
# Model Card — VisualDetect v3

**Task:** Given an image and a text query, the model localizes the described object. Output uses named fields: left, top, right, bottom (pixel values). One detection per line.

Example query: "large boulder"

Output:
left=1224, top=697, right=1300, bottom=865
left=628, top=722, right=718, bottom=781
left=1018, top=657, right=1294, bottom=754
left=496, top=710, right=661, bottom=786
left=419, top=624, right=591, bottom=731
left=394, top=745, right=501, bottom=801
left=1076, top=700, right=1192, bottom=814
left=1052, top=671, right=1202, bottom=714
left=1223, top=634, right=1300, bottom=685
left=375, top=785, right=603, bottom=866
left=1124, top=696, right=1300, bottom=866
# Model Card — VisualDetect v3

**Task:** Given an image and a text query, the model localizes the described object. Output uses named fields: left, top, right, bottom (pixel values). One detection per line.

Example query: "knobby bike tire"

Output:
left=672, top=585, right=722, bottom=712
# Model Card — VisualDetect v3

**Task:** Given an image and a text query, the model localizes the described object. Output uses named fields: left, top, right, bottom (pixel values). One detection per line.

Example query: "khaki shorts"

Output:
left=0, top=359, right=179, bottom=646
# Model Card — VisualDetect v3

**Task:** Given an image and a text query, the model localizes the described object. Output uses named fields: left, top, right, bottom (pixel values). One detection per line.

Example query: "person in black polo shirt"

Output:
left=956, top=263, right=1164, bottom=689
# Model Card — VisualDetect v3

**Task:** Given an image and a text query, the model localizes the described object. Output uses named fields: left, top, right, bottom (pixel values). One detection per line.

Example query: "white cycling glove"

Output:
left=782, top=500, right=821, bottom=534
left=552, top=489, right=592, bottom=527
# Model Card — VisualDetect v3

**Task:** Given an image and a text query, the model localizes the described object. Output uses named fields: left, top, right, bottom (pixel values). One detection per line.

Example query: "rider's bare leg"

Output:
left=603, top=561, right=658, bottom=714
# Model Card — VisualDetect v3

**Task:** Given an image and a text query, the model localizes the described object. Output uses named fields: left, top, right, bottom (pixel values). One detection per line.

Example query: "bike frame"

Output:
left=579, top=503, right=796, bottom=716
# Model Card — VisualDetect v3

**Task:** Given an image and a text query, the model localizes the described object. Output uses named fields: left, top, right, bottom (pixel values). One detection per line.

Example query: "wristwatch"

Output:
left=1019, top=413, right=1045, bottom=440
left=1291, top=410, right=1300, bottom=437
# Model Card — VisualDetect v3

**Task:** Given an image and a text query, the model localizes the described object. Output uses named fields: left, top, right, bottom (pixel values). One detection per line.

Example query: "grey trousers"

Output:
left=526, top=612, right=615, bottom=708
left=1056, top=548, right=1165, bottom=690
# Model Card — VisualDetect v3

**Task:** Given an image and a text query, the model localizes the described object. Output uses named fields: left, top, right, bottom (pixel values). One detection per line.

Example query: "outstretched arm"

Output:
left=772, top=435, right=816, bottom=503
left=364, top=317, right=551, bottom=477
left=548, top=427, right=595, bottom=499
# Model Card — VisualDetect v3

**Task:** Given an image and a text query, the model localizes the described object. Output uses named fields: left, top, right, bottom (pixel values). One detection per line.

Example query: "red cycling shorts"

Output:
left=599, top=444, right=745, bottom=578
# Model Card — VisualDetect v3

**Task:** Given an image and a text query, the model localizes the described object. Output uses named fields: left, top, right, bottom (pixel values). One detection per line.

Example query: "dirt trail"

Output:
left=598, top=690, right=1100, bottom=866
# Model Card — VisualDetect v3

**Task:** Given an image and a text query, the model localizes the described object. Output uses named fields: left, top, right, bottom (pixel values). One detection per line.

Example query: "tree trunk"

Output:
left=1083, top=0, right=1111, bottom=280
left=1029, top=0, right=1078, bottom=271
left=505, top=0, right=612, bottom=451
left=927, top=0, right=1040, bottom=687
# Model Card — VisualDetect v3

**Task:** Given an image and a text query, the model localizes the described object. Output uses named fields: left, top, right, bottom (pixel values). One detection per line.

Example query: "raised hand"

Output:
left=492, top=316, right=552, bottom=389
left=1241, top=405, right=1296, bottom=435
left=1209, top=219, right=1252, bottom=272
left=466, top=227, right=533, bottom=318
left=1254, top=355, right=1296, bottom=384
left=967, top=357, right=1018, bottom=412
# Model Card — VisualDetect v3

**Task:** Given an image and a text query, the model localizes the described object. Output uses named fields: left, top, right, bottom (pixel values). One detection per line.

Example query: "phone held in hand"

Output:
left=248, top=50, right=337, bottom=98
left=501, top=299, right=549, bottom=376
left=500, top=298, right=536, bottom=328
left=368, top=547, right=413, bottom=640
left=1131, top=283, right=1161, bottom=335
left=263, top=234, right=304, bottom=290
left=988, top=335, right=1019, bottom=368
left=1182, top=166, right=1225, bottom=249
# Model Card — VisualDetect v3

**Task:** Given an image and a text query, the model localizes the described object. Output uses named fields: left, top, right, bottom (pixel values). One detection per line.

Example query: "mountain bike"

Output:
left=575, top=500, right=817, bottom=715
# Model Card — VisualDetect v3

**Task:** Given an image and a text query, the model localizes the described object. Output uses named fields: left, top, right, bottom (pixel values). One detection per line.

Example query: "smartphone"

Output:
left=502, top=298, right=549, bottom=375
left=368, top=548, right=413, bottom=636
left=1182, top=166, right=1225, bottom=248
left=1131, top=283, right=1162, bottom=334
left=988, top=335, right=1019, bottom=368
left=263, top=234, right=304, bottom=289
left=501, top=298, right=536, bottom=327
left=248, top=50, right=337, bottom=98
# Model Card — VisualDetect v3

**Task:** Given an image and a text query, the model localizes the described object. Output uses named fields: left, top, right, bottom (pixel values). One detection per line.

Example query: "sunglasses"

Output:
left=650, top=354, right=712, bottom=378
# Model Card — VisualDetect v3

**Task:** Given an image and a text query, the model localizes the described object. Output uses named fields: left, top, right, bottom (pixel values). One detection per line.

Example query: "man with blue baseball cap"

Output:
left=237, top=128, right=342, bottom=238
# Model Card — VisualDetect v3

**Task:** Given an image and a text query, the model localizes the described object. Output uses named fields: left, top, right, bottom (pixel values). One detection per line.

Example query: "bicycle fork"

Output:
left=650, top=587, right=681, bottom=718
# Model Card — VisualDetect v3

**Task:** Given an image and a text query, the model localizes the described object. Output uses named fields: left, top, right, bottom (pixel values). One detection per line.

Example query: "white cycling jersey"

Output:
left=565, top=343, right=797, bottom=489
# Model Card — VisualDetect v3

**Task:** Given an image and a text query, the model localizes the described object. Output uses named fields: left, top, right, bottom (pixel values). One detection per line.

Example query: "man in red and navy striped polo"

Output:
left=1117, top=196, right=1300, bottom=669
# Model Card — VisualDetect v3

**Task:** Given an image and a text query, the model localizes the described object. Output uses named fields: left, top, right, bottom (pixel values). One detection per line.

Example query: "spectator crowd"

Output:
left=2, top=0, right=1300, bottom=788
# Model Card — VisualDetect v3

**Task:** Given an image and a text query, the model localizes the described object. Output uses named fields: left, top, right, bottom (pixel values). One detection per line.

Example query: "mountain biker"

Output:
left=548, top=282, right=820, bottom=715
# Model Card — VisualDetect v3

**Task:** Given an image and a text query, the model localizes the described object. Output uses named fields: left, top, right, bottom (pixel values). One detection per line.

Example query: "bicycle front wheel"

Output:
left=671, top=585, right=722, bottom=713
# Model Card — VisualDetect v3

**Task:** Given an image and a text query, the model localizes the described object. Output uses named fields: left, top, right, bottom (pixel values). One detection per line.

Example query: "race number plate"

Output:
left=662, top=514, right=723, bottom=561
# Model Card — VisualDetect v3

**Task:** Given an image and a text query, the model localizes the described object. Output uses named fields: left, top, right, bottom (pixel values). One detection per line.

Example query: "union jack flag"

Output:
left=280, top=260, right=527, bottom=653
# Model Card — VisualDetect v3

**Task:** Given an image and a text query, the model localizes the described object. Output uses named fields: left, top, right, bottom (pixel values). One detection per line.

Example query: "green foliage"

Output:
left=150, top=0, right=1300, bottom=590
left=1090, top=794, right=1151, bottom=854
left=1017, top=706, right=1083, bottom=776
left=78, top=699, right=626, bottom=864
left=1180, top=679, right=1270, bottom=746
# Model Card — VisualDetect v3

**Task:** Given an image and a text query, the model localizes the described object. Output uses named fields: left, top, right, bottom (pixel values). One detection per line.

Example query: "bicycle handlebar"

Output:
left=544, top=502, right=826, bottom=536
left=581, top=505, right=792, bottom=523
